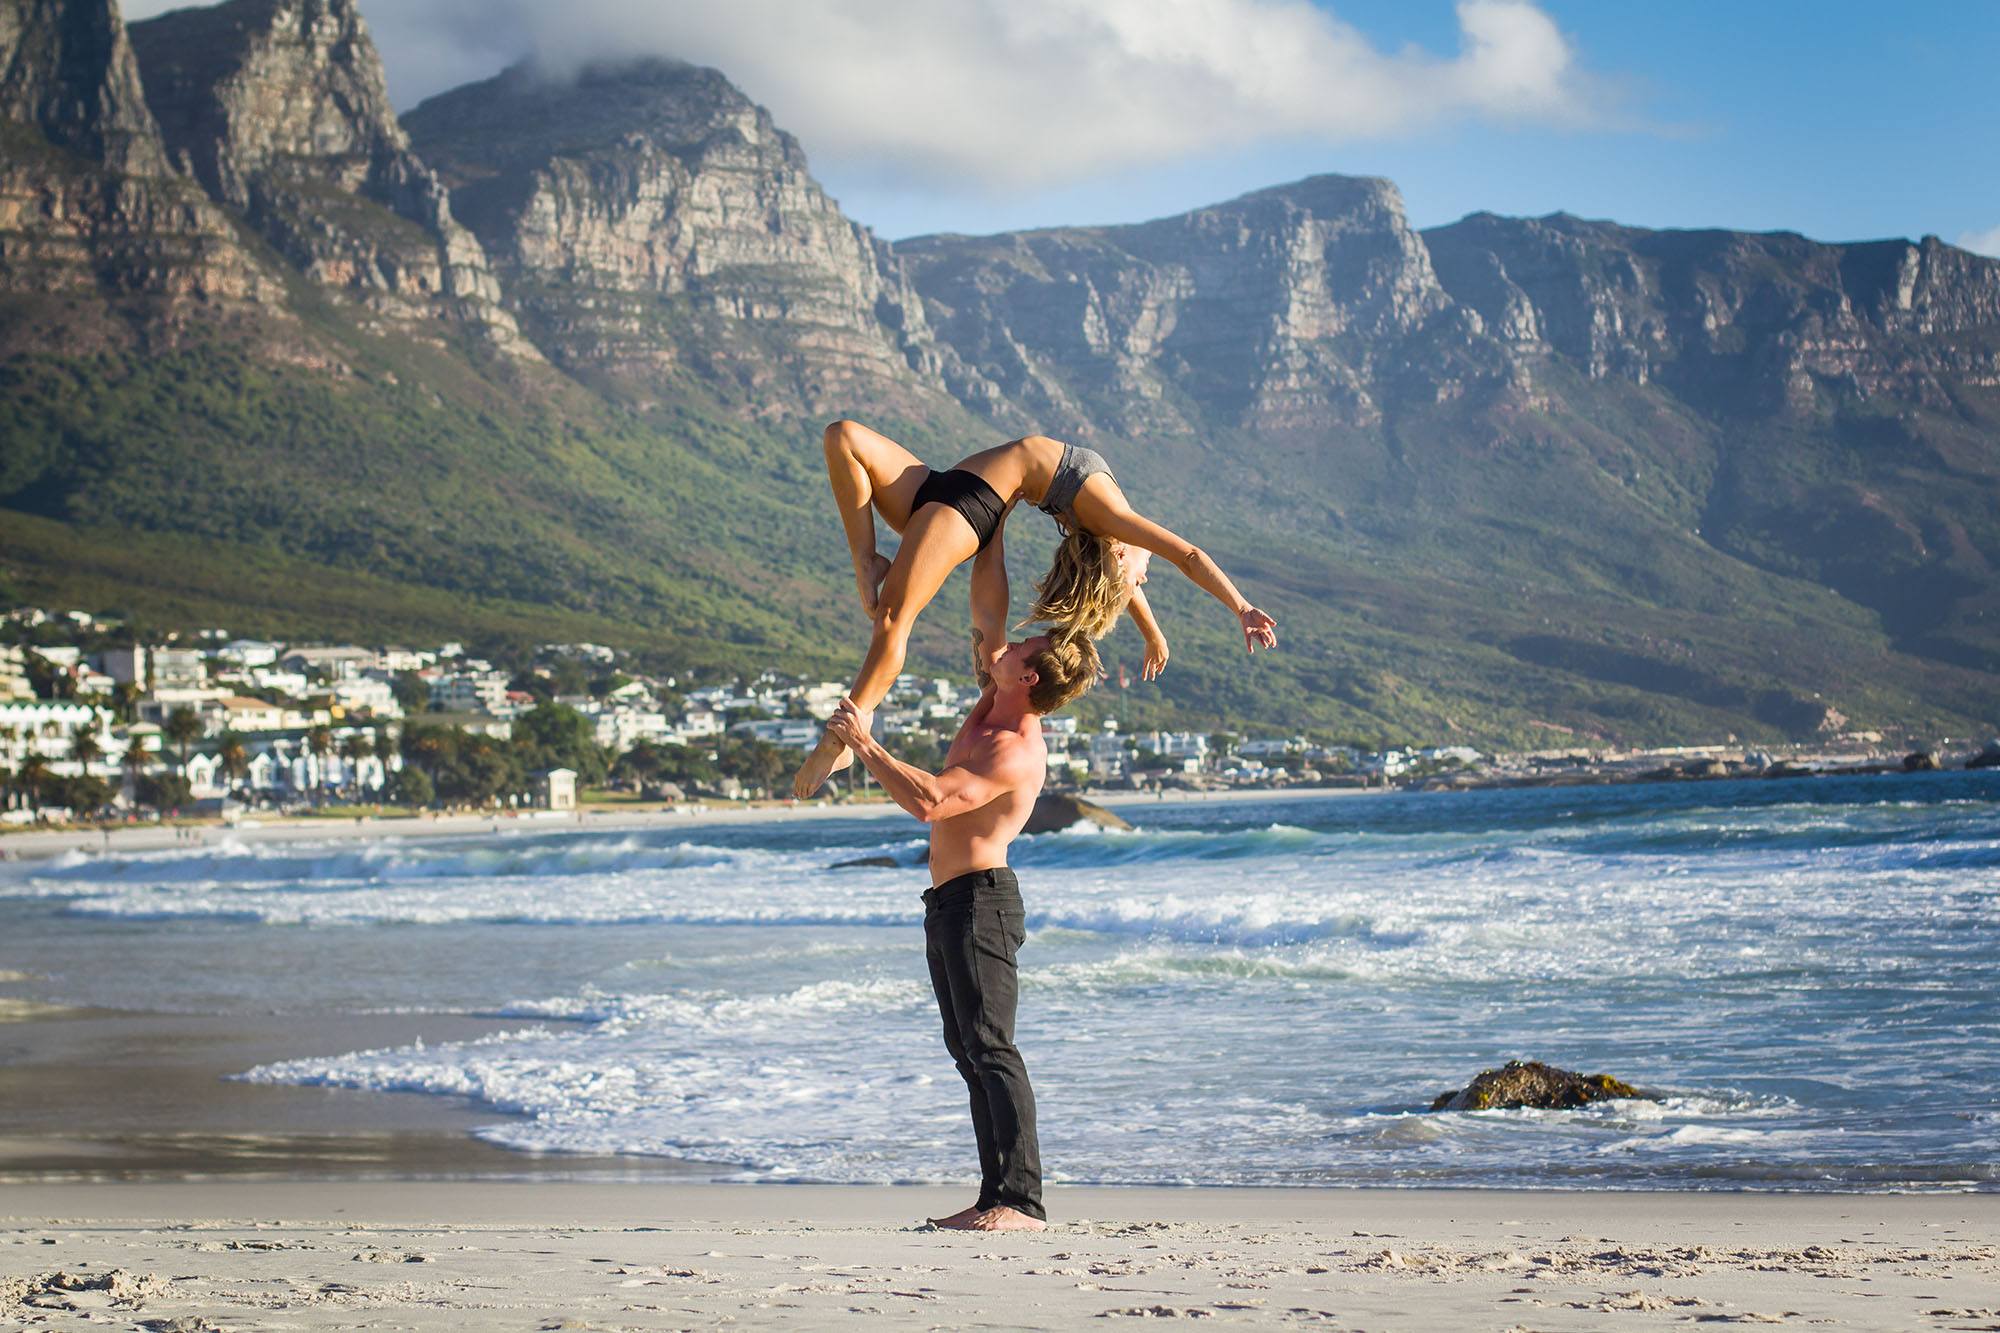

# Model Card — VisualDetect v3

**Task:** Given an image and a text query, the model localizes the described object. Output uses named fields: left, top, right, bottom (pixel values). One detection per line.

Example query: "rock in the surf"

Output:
left=1968, top=739, right=2000, bottom=770
left=1024, top=792, right=1132, bottom=835
left=1902, top=751, right=1940, bottom=772
left=828, top=854, right=901, bottom=870
left=1429, top=1060, right=1647, bottom=1111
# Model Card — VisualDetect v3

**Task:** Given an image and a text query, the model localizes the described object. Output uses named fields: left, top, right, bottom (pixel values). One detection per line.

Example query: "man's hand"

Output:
left=1141, top=633, right=1170, bottom=681
left=1240, top=607, right=1278, bottom=653
left=825, top=697, right=873, bottom=750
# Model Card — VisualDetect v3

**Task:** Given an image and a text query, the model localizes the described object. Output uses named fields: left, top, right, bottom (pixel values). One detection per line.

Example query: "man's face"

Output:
left=994, top=634, right=1050, bottom=688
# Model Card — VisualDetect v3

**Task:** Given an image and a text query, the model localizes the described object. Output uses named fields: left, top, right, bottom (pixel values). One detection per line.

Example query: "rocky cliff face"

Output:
left=0, top=0, right=273, bottom=340
left=402, top=58, right=967, bottom=415
left=904, top=175, right=1478, bottom=440
left=127, top=0, right=528, bottom=352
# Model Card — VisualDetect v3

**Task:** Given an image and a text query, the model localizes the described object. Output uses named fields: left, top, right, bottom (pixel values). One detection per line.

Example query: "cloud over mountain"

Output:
left=124, top=0, right=1617, bottom=189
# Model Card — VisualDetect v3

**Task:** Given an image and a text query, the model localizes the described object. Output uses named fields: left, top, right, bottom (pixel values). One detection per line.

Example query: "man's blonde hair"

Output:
left=1028, top=529, right=1131, bottom=640
left=1024, top=629, right=1103, bottom=714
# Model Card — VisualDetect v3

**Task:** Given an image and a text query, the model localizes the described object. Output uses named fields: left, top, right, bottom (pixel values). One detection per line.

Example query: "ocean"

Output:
left=3, top=772, right=1995, bottom=1191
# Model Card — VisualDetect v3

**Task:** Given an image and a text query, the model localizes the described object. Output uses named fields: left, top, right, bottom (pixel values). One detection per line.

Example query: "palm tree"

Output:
left=339, top=732, right=374, bottom=793
left=165, top=707, right=202, bottom=776
left=17, top=751, right=50, bottom=814
left=71, top=724, right=104, bottom=771
left=121, top=737, right=153, bottom=792
left=217, top=731, right=250, bottom=793
left=305, top=725, right=333, bottom=793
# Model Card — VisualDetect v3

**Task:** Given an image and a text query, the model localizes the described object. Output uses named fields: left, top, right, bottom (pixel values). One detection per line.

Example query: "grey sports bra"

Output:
left=1036, top=441, right=1114, bottom=531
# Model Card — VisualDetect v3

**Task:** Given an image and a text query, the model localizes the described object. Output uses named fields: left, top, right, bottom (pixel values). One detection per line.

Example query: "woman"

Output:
left=795, top=419, right=1278, bottom=797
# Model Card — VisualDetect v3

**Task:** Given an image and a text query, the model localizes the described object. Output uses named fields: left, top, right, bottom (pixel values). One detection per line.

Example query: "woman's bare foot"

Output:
left=962, top=1206, right=1046, bottom=1232
left=926, top=1205, right=983, bottom=1228
left=856, top=552, right=892, bottom=618
left=791, top=729, right=852, bottom=799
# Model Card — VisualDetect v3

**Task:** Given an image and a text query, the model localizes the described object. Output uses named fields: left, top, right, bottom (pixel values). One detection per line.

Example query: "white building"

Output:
left=378, top=647, right=435, bottom=672
left=329, top=677, right=402, bottom=717
left=679, top=706, right=724, bottom=737
left=0, top=700, right=101, bottom=763
left=205, top=696, right=292, bottom=733
left=729, top=718, right=821, bottom=749
left=281, top=646, right=379, bottom=679
left=220, top=639, right=280, bottom=668
left=245, top=668, right=311, bottom=698
left=0, top=646, right=31, bottom=700
left=595, top=707, right=673, bottom=752
left=137, top=686, right=229, bottom=724
left=430, top=671, right=510, bottom=715
left=1137, top=730, right=1210, bottom=759
left=152, top=648, right=207, bottom=686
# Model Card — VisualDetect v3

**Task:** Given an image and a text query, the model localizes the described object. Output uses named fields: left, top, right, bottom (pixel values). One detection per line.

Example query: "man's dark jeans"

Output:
left=923, top=867, right=1044, bottom=1220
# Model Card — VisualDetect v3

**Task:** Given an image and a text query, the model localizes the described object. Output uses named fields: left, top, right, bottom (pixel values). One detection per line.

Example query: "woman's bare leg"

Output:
left=822, top=419, right=929, bottom=617
left=794, top=506, right=979, bottom=798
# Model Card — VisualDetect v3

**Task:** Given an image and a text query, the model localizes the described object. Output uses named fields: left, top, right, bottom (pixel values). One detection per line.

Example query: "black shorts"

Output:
left=913, top=467, right=1005, bottom=553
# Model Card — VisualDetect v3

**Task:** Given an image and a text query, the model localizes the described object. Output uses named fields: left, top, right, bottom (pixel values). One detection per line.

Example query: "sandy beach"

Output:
left=4, top=1181, right=1996, bottom=1329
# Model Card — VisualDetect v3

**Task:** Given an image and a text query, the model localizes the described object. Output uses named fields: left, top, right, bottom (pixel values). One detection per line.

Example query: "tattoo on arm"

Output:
left=971, top=628, right=993, bottom=689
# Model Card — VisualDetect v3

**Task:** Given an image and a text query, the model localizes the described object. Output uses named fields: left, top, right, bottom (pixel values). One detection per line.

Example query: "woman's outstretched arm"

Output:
left=1073, top=486, right=1278, bottom=653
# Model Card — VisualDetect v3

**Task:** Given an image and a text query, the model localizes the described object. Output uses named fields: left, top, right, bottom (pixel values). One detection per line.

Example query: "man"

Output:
left=825, top=628, right=1101, bottom=1232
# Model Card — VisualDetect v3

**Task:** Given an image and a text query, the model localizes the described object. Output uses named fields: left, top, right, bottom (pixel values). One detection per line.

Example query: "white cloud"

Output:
left=1959, top=225, right=2000, bottom=258
left=351, top=0, right=1614, bottom=189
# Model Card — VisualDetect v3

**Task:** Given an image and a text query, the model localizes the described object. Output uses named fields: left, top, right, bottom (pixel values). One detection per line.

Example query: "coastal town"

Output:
left=0, top=605, right=1982, bottom=829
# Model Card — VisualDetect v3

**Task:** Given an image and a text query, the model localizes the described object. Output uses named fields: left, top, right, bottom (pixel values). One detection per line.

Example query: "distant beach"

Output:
left=0, top=783, right=1369, bottom=863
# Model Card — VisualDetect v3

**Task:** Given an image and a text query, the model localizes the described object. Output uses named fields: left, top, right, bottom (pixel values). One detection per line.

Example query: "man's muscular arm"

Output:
left=827, top=701, right=1029, bottom=824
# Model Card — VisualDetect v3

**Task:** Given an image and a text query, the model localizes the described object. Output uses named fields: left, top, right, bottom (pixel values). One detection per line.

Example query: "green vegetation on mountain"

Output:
left=0, top=0, right=1995, bottom=747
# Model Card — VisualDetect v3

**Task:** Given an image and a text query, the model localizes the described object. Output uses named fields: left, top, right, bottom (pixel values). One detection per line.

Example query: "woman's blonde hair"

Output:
left=1027, top=529, right=1131, bottom=640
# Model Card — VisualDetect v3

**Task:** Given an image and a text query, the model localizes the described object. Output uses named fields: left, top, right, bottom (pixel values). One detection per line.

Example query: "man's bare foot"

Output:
left=791, top=729, right=852, bottom=799
left=926, top=1205, right=984, bottom=1229
left=856, top=552, right=892, bottom=618
left=963, top=1206, right=1046, bottom=1232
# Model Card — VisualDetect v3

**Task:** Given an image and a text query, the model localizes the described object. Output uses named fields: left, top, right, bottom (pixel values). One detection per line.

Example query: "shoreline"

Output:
left=4, top=1182, right=1994, bottom=1329
left=0, top=783, right=1367, bottom=862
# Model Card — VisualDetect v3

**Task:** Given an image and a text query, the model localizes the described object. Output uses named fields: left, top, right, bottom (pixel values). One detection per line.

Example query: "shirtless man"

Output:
left=824, top=627, right=1101, bottom=1232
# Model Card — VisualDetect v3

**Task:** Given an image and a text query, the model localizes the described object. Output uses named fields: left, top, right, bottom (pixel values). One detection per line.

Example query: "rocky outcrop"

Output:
left=403, top=58, right=968, bottom=414
left=902, top=175, right=1471, bottom=440
left=1, top=0, right=166, bottom=173
left=127, top=0, right=529, bottom=352
left=0, top=0, right=273, bottom=328
left=1023, top=791, right=1131, bottom=835
left=1429, top=1060, right=1647, bottom=1112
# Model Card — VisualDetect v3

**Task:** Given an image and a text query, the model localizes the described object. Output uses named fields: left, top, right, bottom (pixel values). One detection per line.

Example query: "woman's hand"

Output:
left=1141, top=632, right=1170, bottom=681
left=1239, top=607, right=1277, bottom=653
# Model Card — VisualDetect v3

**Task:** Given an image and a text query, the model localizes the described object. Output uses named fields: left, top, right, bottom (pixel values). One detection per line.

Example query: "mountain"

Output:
left=0, top=0, right=1994, bottom=746
left=0, top=0, right=275, bottom=349
left=126, top=0, right=527, bottom=350
left=401, top=57, right=977, bottom=422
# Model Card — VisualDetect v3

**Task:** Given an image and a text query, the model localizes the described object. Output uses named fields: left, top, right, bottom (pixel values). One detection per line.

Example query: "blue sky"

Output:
left=825, top=2, right=2000, bottom=247
left=131, top=0, right=1996, bottom=252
